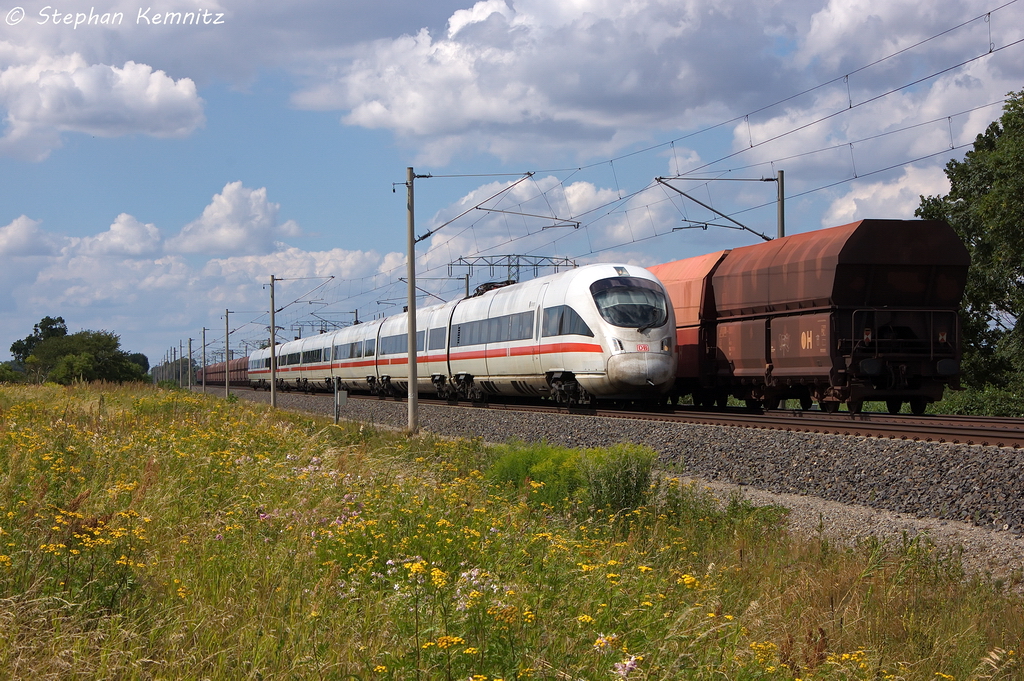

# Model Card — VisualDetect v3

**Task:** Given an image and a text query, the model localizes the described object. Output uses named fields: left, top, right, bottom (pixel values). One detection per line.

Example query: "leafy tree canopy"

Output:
left=10, top=315, right=67, bottom=364
left=29, top=330, right=147, bottom=385
left=9, top=317, right=148, bottom=385
left=127, top=352, right=150, bottom=374
left=917, top=89, right=1024, bottom=388
left=0, top=363, right=21, bottom=383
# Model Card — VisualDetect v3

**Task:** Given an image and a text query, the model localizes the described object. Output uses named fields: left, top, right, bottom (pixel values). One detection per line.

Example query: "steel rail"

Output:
left=221, top=387, right=1024, bottom=449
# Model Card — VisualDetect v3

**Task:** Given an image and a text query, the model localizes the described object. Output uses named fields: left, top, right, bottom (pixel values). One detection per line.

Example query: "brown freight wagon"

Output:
left=197, top=356, right=249, bottom=387
left=649, top=219, right=970, bottom=414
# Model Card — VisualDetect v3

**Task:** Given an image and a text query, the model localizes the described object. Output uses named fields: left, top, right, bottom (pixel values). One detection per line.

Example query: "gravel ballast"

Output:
left=226, top=389, right=1024, bottom=585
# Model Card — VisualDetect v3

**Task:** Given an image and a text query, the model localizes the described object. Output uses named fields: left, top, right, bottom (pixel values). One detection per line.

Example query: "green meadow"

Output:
left=0, top=383, right=1020, bottom=679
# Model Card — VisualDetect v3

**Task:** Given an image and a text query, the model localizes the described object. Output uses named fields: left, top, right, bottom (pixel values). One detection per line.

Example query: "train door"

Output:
left=531, top=283, right=550, bottom=381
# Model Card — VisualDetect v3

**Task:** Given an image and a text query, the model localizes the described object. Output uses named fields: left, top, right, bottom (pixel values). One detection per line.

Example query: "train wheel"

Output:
left=799, top=396, right=813, bottom=411
left=715, top=394, right=728, bottom=409
left=886, top=399, right=902, bottom=414
left=744, top=399, right=761, bottom=410
left=848, top=399, right=864, bottom=414
left=909, top=397, right=927, bottom=415
left=819, top=400, right=840, bottom=413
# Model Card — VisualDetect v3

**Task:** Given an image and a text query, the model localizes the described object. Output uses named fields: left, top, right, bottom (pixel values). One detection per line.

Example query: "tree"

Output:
left=10, top=316, right=67, bottom=364
left=0, top=363, right=21, bottom=383
left=127, top=352, right=150, bottom=374
left=28, top=330, right=147, bottom=385
left=917, top=89, right=1024, bottom=388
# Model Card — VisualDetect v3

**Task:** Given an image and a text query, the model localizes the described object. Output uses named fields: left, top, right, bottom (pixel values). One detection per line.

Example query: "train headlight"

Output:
left=661, top=337, right=672, bottom=353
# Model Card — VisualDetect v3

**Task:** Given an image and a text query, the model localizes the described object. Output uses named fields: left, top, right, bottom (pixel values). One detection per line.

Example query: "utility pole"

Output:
left=201, top=328, right=207, bottom=393
left=777, top=169, right=785, bottom=239
left=178, top=340, right=184, bottom=388
left=187, top=338, right=193, bottom=390
left=270, top=275, right=278, bottom=409
left=406, top=167, right=419, bottom=435
left=225, top=309, right=231, bottom=400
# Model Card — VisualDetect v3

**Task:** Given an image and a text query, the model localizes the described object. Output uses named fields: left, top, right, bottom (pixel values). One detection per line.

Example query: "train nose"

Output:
left=606, top=352, right=675, bottom=393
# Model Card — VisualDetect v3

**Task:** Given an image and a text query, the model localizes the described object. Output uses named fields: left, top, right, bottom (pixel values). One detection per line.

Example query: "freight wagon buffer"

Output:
left=654, top=219, right=970, bottom=414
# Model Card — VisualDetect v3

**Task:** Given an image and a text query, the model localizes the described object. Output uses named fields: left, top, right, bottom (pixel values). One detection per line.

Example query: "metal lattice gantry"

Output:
left=448, top=255, right=577, bottom=285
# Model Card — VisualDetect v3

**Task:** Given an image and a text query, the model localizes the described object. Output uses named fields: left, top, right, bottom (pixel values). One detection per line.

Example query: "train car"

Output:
left=249, top=263, right=677, bottom=405
left=649, top=219, right=970, bottom=414
left=197, top=356, right=249, bottom=387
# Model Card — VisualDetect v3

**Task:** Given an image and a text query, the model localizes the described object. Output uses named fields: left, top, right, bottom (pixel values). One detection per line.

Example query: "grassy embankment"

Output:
left=0, top=383, right=1021, bottom=679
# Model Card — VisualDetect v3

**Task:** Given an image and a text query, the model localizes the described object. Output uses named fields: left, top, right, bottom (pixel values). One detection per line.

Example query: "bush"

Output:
left=930, top=386, right=1024, bottom=417
left=486, top=442, right=582, bottom=510
left=577, top=443, right=657, bottom=515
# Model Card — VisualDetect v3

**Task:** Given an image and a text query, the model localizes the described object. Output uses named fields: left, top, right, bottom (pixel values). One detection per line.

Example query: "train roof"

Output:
left=710, top=219, right=970, bottom=317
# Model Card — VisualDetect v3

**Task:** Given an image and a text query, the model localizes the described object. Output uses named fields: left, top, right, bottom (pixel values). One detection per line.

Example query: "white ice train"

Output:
left=248, top=263, right=677, bottom=405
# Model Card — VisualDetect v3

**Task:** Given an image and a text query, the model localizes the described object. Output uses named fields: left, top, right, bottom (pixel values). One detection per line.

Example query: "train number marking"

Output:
left=637, top=343, right=650, bottom=352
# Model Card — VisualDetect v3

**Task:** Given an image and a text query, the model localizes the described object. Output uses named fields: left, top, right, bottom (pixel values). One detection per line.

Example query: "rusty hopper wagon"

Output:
left=648, top=219, right=970, bottom=414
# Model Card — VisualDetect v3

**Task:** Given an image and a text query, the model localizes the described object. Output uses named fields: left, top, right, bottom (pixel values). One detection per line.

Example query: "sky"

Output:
left=1, top=0, right=1022, bottom=367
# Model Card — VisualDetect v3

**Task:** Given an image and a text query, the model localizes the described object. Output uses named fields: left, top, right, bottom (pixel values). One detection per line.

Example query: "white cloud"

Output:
left=77, top=214, right=162, bottom=257
left=821, top=164, right=949, bottom=226
left=291, top=0, right=800, bottom=161
left=418, top=175, right=679, bottom=273
left=31, top=252, right=192, bottom=307
left=167, top=181, right=302, bottom=256
left=203, top=246, right=393, bottom=281
left=0, top=52, right=205, bottom=160
left=0, top=215, right=60, bottom=255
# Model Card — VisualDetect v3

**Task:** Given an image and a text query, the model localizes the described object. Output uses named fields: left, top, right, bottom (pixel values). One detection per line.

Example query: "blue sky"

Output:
left=1, top=0, right=1022, bottom=366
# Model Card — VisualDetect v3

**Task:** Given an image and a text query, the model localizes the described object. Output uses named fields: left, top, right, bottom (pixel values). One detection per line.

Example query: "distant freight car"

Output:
left=196, top=356, right=249, bottom=387
left=648, top=219, right=970, bottom=414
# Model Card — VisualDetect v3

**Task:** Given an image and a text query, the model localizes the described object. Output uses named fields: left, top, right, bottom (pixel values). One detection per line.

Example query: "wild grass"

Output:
left=0, top=383, right=1021, bottom=679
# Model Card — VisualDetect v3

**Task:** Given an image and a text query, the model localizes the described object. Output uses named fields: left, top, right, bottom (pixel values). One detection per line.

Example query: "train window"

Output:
left=380, top=334, right=405, bottom=355
left=542, top=307, right=562, bottom=337
left=334, top=344, right=349, bottom=360
left=542, top=306, right=593, bottom=337
left=489, top=317, right=508, bottom=343
left=589, top=277, right=668, bottom=330
left=301, top=349, right=322, bottom=364
left=561, top=307, right=593, bottom=336
left=510, top=311, right=534, bottom=341
left=287, top=352, right=300, bottom=366
left=451, top=311, right=536, bottom=346
left=364, top=339, right=375, bottom=357
left=428, top=327, right=446, bottom=350
left=378, top=331, right=425, bottom=355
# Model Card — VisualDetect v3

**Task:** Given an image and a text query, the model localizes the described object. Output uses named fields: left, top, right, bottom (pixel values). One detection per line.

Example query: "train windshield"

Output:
left=589, top=277, right=668, bottom=331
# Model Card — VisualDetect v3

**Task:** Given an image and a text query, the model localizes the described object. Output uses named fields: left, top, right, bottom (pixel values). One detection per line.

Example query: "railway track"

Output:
left=220, top=386, right=1024, bottom=449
